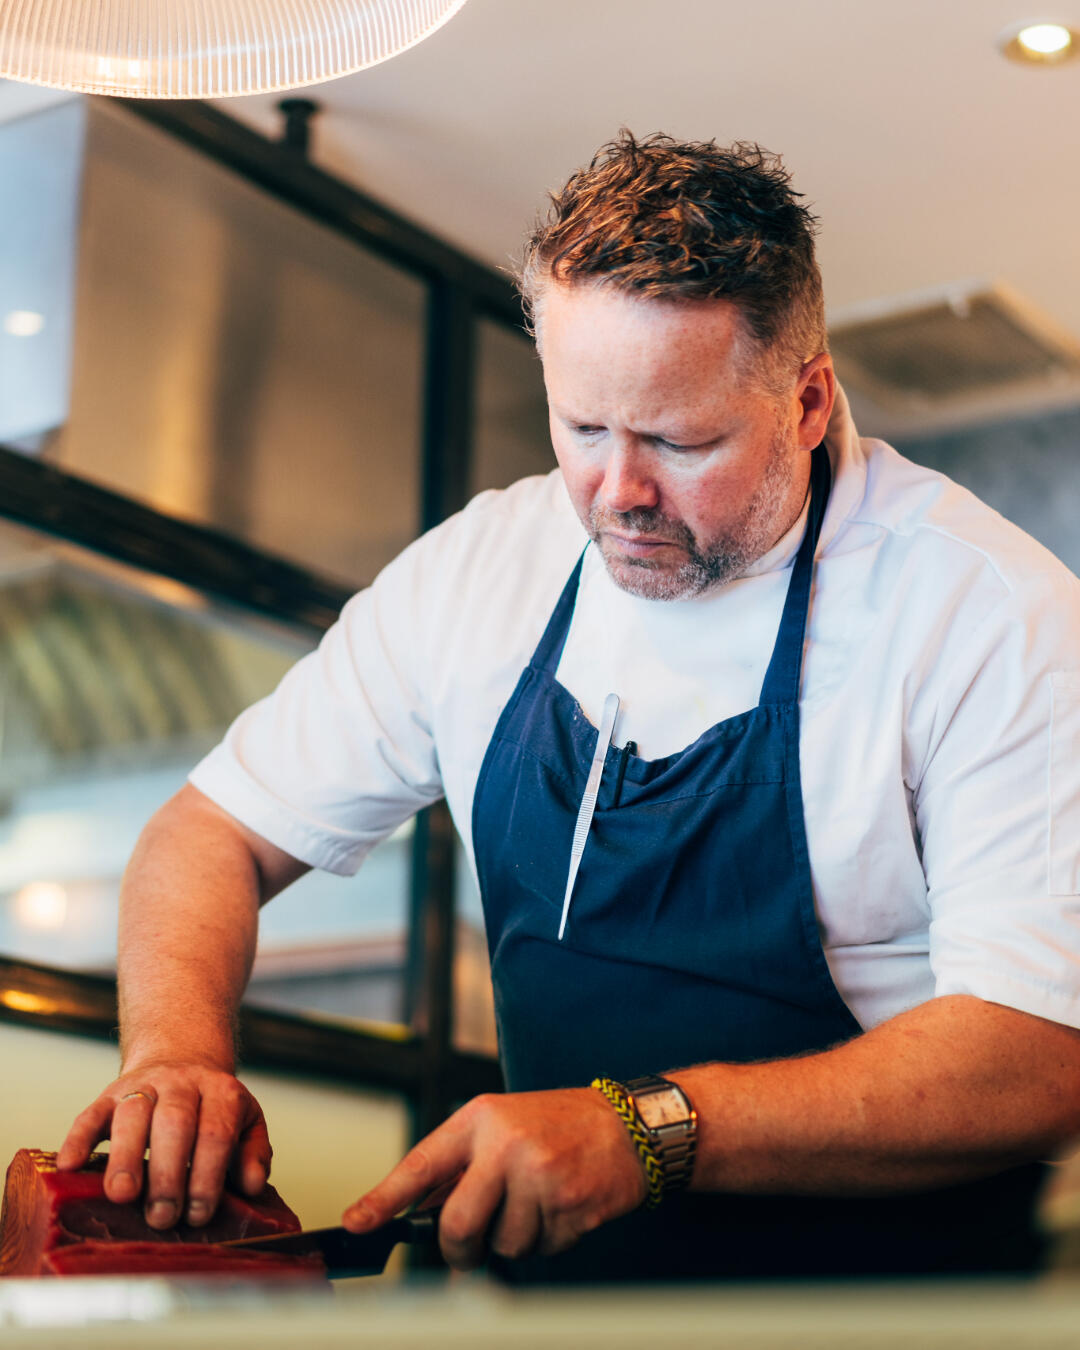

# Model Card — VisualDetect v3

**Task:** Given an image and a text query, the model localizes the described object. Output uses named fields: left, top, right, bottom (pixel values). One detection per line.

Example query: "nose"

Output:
left=599, top=440, right=660, bottom=515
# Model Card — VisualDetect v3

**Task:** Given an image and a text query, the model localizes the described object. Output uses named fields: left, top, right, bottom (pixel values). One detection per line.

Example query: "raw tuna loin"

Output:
left=0, top=1148, right=326, bottom=1278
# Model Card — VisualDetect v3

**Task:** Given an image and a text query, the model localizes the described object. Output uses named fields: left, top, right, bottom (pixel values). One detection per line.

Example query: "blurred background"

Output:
left=0, top=0, right=1078, bottom=1237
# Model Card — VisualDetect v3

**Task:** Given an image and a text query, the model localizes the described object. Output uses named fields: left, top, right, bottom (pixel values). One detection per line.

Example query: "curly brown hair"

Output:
left=518, top=130, right=827, bottom=393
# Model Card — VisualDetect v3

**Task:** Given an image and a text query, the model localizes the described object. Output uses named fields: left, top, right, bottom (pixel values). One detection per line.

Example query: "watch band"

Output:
left=591, top=1077, right=665, bottom=1208
left=622, top=1074, right=697, bottom=1194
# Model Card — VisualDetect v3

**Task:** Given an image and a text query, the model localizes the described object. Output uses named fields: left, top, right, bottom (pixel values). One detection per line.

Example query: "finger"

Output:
left=57, top=1098, right=114, bottom=1171
left=436, top=1167, right=506, bottom=1271
left=236, top=1101, right=272, bottom=1196
left=489, top=1192, right=542, bottom=1263
left=343, top=1126, right=471, bottom=1232
left=103, top=1091, right=158, bottom=1204
left=184, top=1085, right=244, bottom=1226
left=538, top=1203, right=604, bottom=1258
left=414, top=1171, right=463, bottom=1211
left=144, top=1090, right=199, bottom=1229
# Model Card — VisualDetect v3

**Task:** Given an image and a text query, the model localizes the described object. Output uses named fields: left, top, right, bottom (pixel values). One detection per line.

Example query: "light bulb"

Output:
left=13, top=881, right=69, bottom=930
left=1020, top=22, right=1069, bottom=52
left=1000, top=20, right=1078, bottom=63
left=1017, top=22, right=1072, bottom=53
left=4, top=310, right=45, bottom=337
left=0, top=989, right=59, bottom=1014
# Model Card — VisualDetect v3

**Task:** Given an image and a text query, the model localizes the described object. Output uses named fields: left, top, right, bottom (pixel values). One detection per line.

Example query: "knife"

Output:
left=220, top=1208, right=440, bottom=1278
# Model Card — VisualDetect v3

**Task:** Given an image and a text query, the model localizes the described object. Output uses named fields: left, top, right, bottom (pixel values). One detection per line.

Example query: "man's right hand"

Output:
left=56, top=1060, right=272, bottom=1230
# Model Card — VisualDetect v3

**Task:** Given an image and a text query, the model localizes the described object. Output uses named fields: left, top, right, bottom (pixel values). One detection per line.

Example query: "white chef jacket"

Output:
left=190, top=390, right=1080, bottom=1034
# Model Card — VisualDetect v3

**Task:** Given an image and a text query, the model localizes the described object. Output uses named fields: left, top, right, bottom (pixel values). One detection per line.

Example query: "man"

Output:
left=60, top=133, right=1080, bottom=1280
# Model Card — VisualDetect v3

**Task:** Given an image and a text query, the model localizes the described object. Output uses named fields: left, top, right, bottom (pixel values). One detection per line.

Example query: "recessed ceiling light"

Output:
left=1000, top=20, right=1079, bottom=63
left=3, top=310, right=45, bottom=337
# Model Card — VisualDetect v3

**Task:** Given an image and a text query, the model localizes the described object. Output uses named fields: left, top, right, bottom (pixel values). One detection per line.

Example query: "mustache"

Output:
left=588, top=507, right=696, bottom=548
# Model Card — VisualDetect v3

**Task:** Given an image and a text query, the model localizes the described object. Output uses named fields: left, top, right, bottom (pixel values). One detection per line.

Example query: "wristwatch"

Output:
left=623, top=1074, right=697, bottom=1193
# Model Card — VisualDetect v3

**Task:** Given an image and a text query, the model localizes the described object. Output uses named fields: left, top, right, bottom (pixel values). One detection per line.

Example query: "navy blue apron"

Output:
left=471, top=447, right=1045, bottom=1281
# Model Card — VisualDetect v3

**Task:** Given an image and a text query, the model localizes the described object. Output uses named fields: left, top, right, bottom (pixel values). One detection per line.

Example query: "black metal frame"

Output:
left=0, top=97, right=528, bottom=1131
left=0, top=956, right=500, bottom=1101
left=0, top=443, right=351, bottom=633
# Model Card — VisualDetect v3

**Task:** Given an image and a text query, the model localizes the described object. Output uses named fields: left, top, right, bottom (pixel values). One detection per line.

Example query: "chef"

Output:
left=60, top=131, right=1080, bottom=1280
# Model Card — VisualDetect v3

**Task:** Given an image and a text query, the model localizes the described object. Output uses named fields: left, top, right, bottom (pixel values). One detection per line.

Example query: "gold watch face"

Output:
left=635, top=1086, right=688, bottom=1130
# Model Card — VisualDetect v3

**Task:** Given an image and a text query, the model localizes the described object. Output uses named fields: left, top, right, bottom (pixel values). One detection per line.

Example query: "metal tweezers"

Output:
left=558, top=692, right=620, bottom=941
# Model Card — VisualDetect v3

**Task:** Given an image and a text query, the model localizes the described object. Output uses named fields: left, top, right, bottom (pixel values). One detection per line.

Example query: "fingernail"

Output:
left=147, top=1200, right=177, bottom=1228
left=345, top=1203, right=375, bottom=1231
left=244, top=1162, right=267, bottom=1194
left=111, top=1170, right=136, bottom=1197
left=186, top=1200, right=209, bottom=1225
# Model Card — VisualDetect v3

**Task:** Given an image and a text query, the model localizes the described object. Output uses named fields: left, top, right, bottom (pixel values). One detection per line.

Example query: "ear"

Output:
left=794, top=355, right=836, bottom=451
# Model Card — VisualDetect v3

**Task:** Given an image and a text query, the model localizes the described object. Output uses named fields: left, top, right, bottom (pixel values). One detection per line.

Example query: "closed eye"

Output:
left=653, top=435, right=712, bottom=452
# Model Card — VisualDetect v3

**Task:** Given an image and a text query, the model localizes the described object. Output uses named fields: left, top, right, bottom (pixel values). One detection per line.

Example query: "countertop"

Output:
left=4, top=1272, right=1080, bottom=1350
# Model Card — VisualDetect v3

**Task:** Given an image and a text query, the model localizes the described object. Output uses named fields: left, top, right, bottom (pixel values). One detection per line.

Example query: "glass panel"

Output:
left=452, top=842, right=497, bottom=1056
left=0, top=518, right=410, bottom=1032
left=469, top=317, right=554, bottom=496
left=0, top=98, right=84, bottom=449
left=44, top=101, right=425, bottom=588
left=246, top=822, right=412, bottom=1027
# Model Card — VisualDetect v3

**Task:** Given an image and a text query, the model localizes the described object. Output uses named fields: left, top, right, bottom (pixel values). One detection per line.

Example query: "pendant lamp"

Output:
left=0, top=0, right=470, bottom=98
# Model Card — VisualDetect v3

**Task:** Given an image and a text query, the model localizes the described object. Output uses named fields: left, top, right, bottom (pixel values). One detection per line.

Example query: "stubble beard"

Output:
left=588, top=433, right=800, bottom=601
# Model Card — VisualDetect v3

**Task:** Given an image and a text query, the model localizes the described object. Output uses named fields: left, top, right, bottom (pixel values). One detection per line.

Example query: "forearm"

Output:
left=671, top=995, right=1080, bottom=1195
left=117, top=783, right=305, bottom=1072
left=117, top=805, right=256, bottom=1073
left=349, top=997, right=1080, bottom=1269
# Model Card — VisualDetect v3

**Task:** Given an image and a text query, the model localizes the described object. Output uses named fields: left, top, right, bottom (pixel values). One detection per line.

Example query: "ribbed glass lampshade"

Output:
left=0, top=0, right=470, bottom=97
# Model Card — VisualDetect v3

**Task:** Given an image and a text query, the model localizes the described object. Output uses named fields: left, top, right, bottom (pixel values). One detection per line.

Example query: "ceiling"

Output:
left=2, top=1, right=1079, bottom=439
left=211, top=0, right=1080, bottom=439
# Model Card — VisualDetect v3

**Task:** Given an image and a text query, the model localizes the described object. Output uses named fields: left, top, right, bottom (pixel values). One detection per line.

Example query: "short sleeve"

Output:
left=1050, top=672, right=1080, bottom=896
left=916, top=573, right=1080, bottom=1030
left=189, top=535, right=443, bottom=876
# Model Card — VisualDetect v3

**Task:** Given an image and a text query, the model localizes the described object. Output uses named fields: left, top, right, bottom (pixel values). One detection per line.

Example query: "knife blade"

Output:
left=220, top=1208, right=439, bottom=1278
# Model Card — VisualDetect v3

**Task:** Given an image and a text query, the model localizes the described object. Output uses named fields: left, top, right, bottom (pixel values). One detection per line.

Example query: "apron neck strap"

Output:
left=758, top=443, right=832, bottom=707
left=530, top=550, right=587, bottom=674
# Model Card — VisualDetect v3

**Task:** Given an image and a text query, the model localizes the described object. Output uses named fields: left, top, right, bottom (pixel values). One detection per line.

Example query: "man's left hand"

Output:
left=342, top=1088, right=647, bottom=1269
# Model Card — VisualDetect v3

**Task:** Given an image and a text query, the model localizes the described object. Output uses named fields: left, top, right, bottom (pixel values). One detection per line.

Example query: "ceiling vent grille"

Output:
left=827, top=282, right=1080, bottom=409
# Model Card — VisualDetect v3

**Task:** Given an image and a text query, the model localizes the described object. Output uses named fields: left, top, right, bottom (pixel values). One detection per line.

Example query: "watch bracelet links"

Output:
left=590, top=1076, right=665, bottom=1209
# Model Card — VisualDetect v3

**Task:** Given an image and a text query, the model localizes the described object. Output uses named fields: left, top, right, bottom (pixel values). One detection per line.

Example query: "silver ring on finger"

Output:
left=119, top=1090, right=158, bottom=1107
